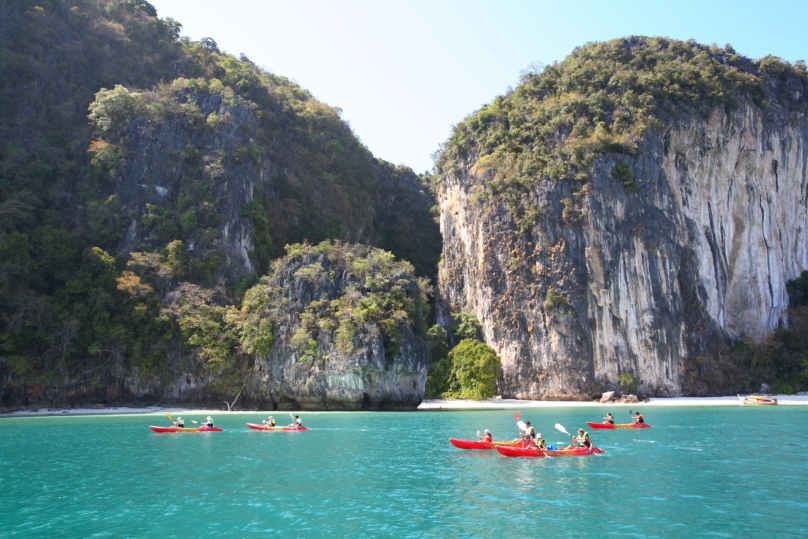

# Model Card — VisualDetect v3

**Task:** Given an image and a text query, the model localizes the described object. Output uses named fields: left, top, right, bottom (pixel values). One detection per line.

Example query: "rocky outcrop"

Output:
left=112, top=87, right=262, bottom=281
left=437, top=82, right=808, bottom=399
left=237, top=242, right=432, bottom=410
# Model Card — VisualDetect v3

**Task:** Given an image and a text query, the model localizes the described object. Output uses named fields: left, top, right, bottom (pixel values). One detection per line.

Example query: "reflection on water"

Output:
left=1, top=406, right=807, bottom=538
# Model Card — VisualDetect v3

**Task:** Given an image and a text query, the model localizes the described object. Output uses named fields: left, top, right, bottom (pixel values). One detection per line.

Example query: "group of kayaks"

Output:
left=149, top=413, right=309, bottom=433
left=450, top=412, right=651, bottom=458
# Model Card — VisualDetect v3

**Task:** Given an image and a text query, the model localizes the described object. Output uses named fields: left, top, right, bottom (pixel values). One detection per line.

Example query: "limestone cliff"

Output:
left=236, top=242, right=432, bottom=410
left=435, top=38, right=808, bottom=398
left=0, top=2, right=442, bottom=411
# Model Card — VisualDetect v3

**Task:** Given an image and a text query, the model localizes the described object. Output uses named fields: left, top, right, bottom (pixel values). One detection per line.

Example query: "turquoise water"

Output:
left=1, top=406, right=807, bottom=538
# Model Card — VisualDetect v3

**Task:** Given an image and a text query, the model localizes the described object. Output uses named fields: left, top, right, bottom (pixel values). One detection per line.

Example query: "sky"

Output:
left=148, top=0, right=808, bottom=174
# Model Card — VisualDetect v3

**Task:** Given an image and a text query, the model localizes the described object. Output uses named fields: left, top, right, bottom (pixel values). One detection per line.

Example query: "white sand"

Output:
left=418, top=394, right=808, bottom=409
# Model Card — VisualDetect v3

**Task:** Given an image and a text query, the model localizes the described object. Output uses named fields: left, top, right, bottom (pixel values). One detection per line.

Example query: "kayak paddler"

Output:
left=529, top=432, right=546, bottom=450
left=478, top=429, right=493, bottom=443
left=603, top=413, right=614, bottom=424
left=632, top=411, right=644, bottom=424
left=202, top=416, right=214, bottom=427
left=288, top=414, right=302, bottom=427
left=521, top=421, right=536, bottom=442
left=173, top=416, right=185, bottom=428
left=262, top=416, right=276, bottom=427
left=570, top=428, right=592, bottom=449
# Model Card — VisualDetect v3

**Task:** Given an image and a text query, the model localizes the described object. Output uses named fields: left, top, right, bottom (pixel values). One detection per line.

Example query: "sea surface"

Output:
left=1, top=406, right=806, bottom=538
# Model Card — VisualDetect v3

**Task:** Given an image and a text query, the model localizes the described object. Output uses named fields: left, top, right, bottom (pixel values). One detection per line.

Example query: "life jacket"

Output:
left=525, top=426, right=535, bottom=439
left=636, top=415, right=644, bottom=423
left=268, top=420, right=275, bottom=427
left=578, top=431, right=590, bottom=447
left=176, top=421, right=184, bottom=428
left=483, top=434, right=492, bottom=442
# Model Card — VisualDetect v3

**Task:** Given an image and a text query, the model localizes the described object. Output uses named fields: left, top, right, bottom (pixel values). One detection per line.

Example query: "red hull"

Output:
left=543, top=447, right=594, bottom=456
left=449, top=438, right=522, bottom=450
left=496, top=445, right=545, bottom=457
left=586, top=421, right=650, bottom=429
left=246, top=423, right=309, bottom=431
left=149, top=426, right=223, bottom=433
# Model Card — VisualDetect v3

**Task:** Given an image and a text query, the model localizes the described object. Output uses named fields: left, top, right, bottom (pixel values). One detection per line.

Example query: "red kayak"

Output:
left=496, top=445, right=545, bottom=457
left=149, top=426, right=223, bottom=433
left=449, top=438, right=523, bottom=450
left=543, top=446, right=605, bottom=456
left=246, top=423, right=309, bottom=431
left=587, top=421, right=651, bottom=429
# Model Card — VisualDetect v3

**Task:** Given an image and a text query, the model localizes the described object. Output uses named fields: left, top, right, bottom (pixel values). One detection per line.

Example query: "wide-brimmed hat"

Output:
left=206, top=416, right=212, bottom=420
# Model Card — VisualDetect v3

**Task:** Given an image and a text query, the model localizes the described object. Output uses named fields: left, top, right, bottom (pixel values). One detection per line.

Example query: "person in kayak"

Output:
left=288, top=414, right=302, bottom=427
left=521, top=421, right=536, bottom=442
left=603, top=413, right=614, bottom=424
left=202, top=416, right=214, bottom=427
left=478, top=429, right=493, bottom=443
left=632, top=411, right=644, bottom=424
left=529, top=432, right=547, bottom=450
left=173, top=417, right=185, bottom=428
left=262, top=416, right=276, bottom=427
left=571, top=428, right=592, bottom=449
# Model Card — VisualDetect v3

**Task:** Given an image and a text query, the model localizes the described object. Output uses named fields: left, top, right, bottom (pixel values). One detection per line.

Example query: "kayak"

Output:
left=738, top=394, right=778, bottom=405
left=246, top=423, right=309, bottom=431
left=543, top=446, right=605, bottom=456
left=587, top=421, right=651, bottom=429
left=449, top=438, right=523, bottom=450
left=496, top=445, right=545, bottom=457
left=149, top=426, right=223, bottom=433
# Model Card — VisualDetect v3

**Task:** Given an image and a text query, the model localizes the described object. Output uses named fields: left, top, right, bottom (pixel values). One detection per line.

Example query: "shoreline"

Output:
left=418, top=394, right=808, bottom=409
left=2, top=394, right=807, bottom=418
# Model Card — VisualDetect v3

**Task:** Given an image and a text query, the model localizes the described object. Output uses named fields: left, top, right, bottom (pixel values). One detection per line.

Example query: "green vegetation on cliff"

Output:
left=232, top=241, right=431, bottom=363
left=435, top=37, right=808, bottom=230
left=0, top=1, right=440, bottom=405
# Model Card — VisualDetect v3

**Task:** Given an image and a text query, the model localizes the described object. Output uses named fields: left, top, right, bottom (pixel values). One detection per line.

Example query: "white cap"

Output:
left=484, top=429, right=490, bottom=434
left=206, top=416, right=212, bottom=420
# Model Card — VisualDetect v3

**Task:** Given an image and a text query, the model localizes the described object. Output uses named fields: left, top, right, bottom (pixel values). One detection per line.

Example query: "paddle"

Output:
left=555, top=423, right=578, bottom=451
left=555, top=423, right=571, bottom=437
left=515, top=411, right=526, bottom=433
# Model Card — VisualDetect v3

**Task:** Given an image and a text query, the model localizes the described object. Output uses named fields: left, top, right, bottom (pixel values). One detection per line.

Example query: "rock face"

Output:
left=238, top=242, right=432, bottom=410
left=113, top=88, right=262, bottom=281
left=437, top=99, right=808, bottom=399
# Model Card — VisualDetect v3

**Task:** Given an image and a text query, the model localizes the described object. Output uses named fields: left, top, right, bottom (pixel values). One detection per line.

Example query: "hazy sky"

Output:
left=148, top=0, right=808, bottom=173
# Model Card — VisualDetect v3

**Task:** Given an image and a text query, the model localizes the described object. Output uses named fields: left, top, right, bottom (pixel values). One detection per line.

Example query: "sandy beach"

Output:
left=2, top=394, right=807, bottom=417
left=418, top=394, right=808, bottom=409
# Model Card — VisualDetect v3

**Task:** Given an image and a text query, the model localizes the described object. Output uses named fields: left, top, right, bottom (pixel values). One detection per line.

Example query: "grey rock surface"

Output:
left=437, top=99, right=808, bottom=398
